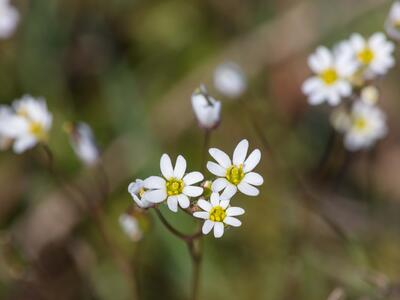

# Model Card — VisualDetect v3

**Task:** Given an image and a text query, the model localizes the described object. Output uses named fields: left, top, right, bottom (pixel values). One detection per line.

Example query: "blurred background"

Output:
left=1, top=0, right=400, bottom=299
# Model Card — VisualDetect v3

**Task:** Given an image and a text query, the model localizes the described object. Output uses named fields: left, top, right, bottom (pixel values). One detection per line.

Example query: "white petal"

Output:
left=224, top=217, right=241, bottom=227
left=13, top=136, right=37, bottom=153
left=173, top=155, right=186, bottom=179
left=213, top=222, right=224, bottom=238
left=160, top=154, right=174, bottom=179
left=143, top=189, right=167, bottom=203
left=243, top=172, right=263, bottom=186
left=206, top=162, right=226, bottom=177
left=202, top=220, right=214, bottom=234
left=210, top=192, right=220, bottom=206
left=177, top=194, right=190, bottom=209
left=237, top=182, right=259, bottom=196
left=232, top=139, right=249, bottom=165
left=220, top=199, right=230, bottom=209
left=193, top=211, right=209, bottom=219
left=144, top=176, right=166, bottom=189
left=183, top=186, right=203, bottom=197
left=197, top=199, right=212, bottom=212
left=209, top=148, right=232, bottom=168
left=226, top=207, right=245, bottom=217
left=220, top=183, right=237, bottom=200
left=183, top=171, right=204, bottom=185
left=243, top=149, right=261, bottom=172
left=211, top=178, right=229, bottom=192
left=167, top=196, right=178, bottom=212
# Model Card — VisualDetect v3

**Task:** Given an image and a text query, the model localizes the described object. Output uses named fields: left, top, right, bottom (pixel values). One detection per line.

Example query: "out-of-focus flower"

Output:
left=360, top=85, right=379, bottom=105
left=0, top=0, right=19, bottom=39
left=385, top=1, right=400, bottom=40
left=0, top=106, right=12, bottom=150
left=191, top=85, right=221, bottom=130
left=343, top=101, right=387, bottom=151
left=340, top=33, right=395, bottom=79
left=119, top=213, right=143, bottom=242
left=128, top=179, right=153, bottom=208
left=0, top=95, right=52, bottom=153
left=330, top=106, right=351, bottom=133
left=193, top=192, right=244, bottom=238
left=65, top=122, right=99, bottom=166
left=302, top=46, right=357, bottom=106
left=213, top=62, right=247, bottom=99
left=143, top=154, right=204, bottom=212
left=207, top=139, right=263, bottom=199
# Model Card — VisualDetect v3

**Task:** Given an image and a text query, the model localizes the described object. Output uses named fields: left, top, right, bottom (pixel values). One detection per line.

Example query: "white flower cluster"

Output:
left=302, top=11, right=398, bottom=151
left=128, top=139, right=263, bottom=238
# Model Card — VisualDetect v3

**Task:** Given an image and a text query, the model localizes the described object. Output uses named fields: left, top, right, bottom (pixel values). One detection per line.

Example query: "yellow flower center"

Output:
left=357, top=48, right=374, bottom=65
left=209, top=206, right=226, bottom=222
left=320, top=68, right=338, bottom=85
left=29, top=122, right=47, bottom=140
left=226, top=164, right=244, bottom=185
left=166, top=178, right=184, bottom=196
left=353, top=117, right=368, bottom=132
left=139, top=187, right=146, bottom=198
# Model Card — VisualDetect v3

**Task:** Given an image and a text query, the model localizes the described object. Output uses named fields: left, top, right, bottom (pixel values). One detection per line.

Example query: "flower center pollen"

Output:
left=226, top=164, right=244, bottom=185
left=29, top=122, right=46, bottom=140
left=353, top=117, right=368, bottom=132
left=320, top=68, right=338, bottom=85
left=209, top=206, right=226, bottom=222
left=166, top=178, right=184, bottom=196
left=357, top=48, right=374, bottom=65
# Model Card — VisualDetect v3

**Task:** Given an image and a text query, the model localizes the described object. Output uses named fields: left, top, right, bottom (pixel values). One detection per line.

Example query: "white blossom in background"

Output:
left=66, top=122, right=99, bottom=166
left=207, top=139, right=263, bottom=199
left=193, top=192, right=244, bottom=238
left=385, top=1, right=400, bottom=40
left=128, top=179, right=153, bottom=208
left=0, top=95, right=52, bottom=153
left=0, top=0, right=19, bottom=39
left=143, top=154, right=204, bottom=212
left=302, top=46, right=357, bottom=106
left=191, top=85, right=221, bottom=130
left=213, top=62, right=247, bottom=99
left=343, top=101, right=387, bottom=151
left=0, top=105, right=12, bottom=150
left=330, top=106, right=351, bottom=134
left=360, top=85, right=379, bottom=105
left=119, top=214, right=143, bottom=242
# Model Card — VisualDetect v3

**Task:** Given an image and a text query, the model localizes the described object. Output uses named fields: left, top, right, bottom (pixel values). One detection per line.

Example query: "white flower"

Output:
left=360, top=85, right=379, bottom=105
left=343, top=101, right=387, bottom=151
left=340, top=33, right=395, bottom=78
left=119, top=214, right=143, bottom=242
left=128, top=179, right=153, bottom=208
left=0, top=0, right=19, bottom=39
left=66, top=122, right=99, bottom=166
left=207, top=139, right=263, bottom=199
left=193, top=192, right=244, bottom=238
left=0, top=105, right=12, bottom=150
left=191, top=85, right=221, bottom=130
left=143, top=154, right=204, bottom=212
left=0, top=95, right=52, bottom=153
left=213, top=62, right=247, bottom=99
left=385, top=1, right=400, bottom=40
left=302, top=46, right=357, bottom=106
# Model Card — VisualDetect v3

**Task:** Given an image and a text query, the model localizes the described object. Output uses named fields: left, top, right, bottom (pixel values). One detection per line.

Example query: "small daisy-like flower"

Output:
left=191, top=85, right=221, bottom=130
left=65, top=122, right=99, bottom=166
left=0, top=0, right=19, bottom=39
left=128, top=179, right=153, bottom=209
left=385, top=1, right=400, bottom=40
left=143, top=154, right=204, bottom=212
left=207, top=139, right=263, bottom=199
left=193, top=192, right=244, bottom=238
left=0, top=95, right=52, bottom=153
left=302, top=46, right=357, bottom=106
left=213, top=62, right=247, bottom=99
left=119, top=213, right=143, bottom=242
left=343, top=101, right=387, bottom=151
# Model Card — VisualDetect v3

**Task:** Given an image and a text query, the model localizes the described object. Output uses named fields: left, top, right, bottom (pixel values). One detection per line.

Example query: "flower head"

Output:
left=360, top=85, right=379, bottom=105
left=119, top=213, right=143, bottom=242
left=385, top=1, right=400, bottom=40
left=302, top=46, right=357, bottom=106
left=191, top=85, right=221, bottom=130
left=213, top=62, right=247, bottom=99
left=193, top=192, right=244, bottom=238
left=0, top=0, right=19, bottom=39
left=128, top=179, right=153, bottom=208
left=207, top=139, right=263, bottom=199
left=143, top=154, right=204, bottom=212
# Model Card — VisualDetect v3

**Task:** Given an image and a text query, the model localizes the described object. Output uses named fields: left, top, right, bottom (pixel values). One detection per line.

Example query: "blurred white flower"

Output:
left=330, top=106, right=351, bottom=133
left=65, top=122, right=99, bottom=166
left=119, top=213, right=143, bottom=242
left=213, top=62, right=247, bottom=99
left=128, top=179, right=153, bottom=208
left=207, top=139, right=263, bottom=199
left=191, top=85, right=221, bottom=130
left=385, top=1, right=400, bottom=40
left=0, top=105, right=12, bottom=150
left=193, top=192, right=244, bottom=238
left=343, top=101, right=387, bottom=151
left=0, top=0, right=19, bottom=39
left=302, top=46, right=357, bottom=106
left=143, top=154, right=204, bottom=212
left=360, top=85, right=379, bottom=105
left=0, top=95, right=52, bottom=153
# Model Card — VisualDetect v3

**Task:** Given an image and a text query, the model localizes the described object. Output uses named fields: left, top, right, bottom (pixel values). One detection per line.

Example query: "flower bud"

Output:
left=119, top=213, right=143, bottom=242
left=213, top=62, right=247, bottom=99
left=191, top=85, right=221, bottom=130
